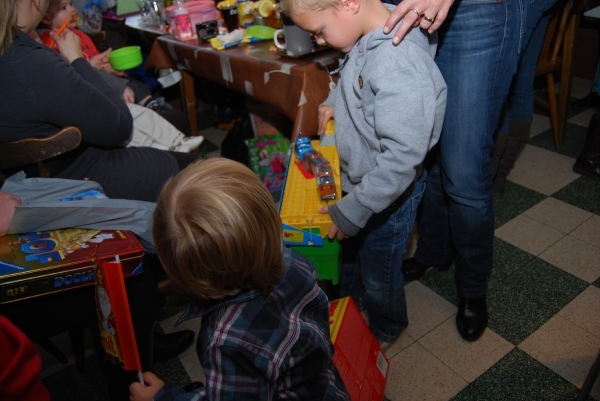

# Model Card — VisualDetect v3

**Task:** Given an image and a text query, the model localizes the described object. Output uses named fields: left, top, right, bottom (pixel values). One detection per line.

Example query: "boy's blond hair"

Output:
left=0, top=0, right=18, bottom=54
left=153, top=157, right=284, bottom=302
left=280, top=0, right=339, bottom=17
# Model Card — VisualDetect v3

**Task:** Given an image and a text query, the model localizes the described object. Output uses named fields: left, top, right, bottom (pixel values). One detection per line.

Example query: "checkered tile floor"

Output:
left=39, top=78, right=600, bottom=401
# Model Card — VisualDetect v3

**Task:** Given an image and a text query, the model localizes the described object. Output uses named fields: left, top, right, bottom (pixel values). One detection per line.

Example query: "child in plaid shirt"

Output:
left=130, top=158, right=350, bottom=401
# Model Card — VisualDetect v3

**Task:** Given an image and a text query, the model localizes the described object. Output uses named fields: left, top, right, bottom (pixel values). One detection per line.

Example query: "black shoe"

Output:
left=456, top=296, right=488, bottom=342
left=573, top=155, right=600, bottom=181
left=153, top=330, right=195, bottom=362
left=402, top=258, right=451, bottom=282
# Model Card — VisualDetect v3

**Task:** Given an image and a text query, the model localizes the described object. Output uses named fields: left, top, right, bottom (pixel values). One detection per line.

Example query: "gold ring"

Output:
left=423, top=15, right=436, bottom=23
left=410, top=8, right=421, bottom=16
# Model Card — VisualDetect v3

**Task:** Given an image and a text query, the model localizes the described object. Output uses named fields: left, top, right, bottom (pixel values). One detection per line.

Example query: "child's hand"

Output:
left=122, top=86, right=135, bottom=103
left=89, top=49, right=111, bottom=70
left=318, top=106, right=334, bottom=135
left=51, top=28, right=83, bottom=64
left=129, top=372, right=164, bottom=401
left=318, top=206, right=349, bottom=241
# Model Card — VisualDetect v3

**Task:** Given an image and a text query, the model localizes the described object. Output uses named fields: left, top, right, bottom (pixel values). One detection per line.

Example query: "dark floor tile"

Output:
left=197, top=138, right=221, bottom=157
left=153, top=357, right=192, bottom=388
left=533, top=96, right=590, bottom=121
left=552, top=176, right=600, bottom=216
left=594, top=277, right=600, bottom=289
left=418, top=239, right=587, bottom=345
left=451, top=348, right=594, bottom=401
left=196, top=109, right=216, bottom=131
left=418, top=265, right=458, bottom=306
left=528, top=122, right=587, bottom=159
left=486, top=240, right=588, bottom=345
left=42, top=355, right=111, bottom=401
left=158, top=287, right=189, bottom=321
left=494, top=182, right=547, bottom=228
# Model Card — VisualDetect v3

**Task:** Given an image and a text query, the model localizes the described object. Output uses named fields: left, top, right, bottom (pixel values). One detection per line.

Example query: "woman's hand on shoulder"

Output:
left=51, top=28, right=84, bottom=64
left=383, top=0, right=455, bottom=44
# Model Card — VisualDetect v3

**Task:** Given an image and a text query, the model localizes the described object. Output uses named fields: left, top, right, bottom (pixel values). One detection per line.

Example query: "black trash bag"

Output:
left=220, top=117, right=254, bottom=167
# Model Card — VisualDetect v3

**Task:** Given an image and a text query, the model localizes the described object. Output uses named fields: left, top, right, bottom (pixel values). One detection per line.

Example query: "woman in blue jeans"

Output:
left=382, top=0, right=524, bottom=341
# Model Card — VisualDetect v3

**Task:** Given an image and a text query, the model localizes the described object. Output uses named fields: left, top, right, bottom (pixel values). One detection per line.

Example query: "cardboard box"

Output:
left=329, top=297, right=389, bottom=401
left=0, top=228, right=144, bottom=304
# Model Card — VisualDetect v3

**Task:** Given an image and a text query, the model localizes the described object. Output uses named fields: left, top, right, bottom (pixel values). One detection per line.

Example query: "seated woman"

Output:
left=0, top=0, right=199, bottom=202
left=0, top=0, right=198, bottom=398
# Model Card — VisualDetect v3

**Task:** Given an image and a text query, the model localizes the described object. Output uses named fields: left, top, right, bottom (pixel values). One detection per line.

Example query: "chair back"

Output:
left=0, top=127, right=81, bottom=181
left=536, top=0, right=572, bottom=75
left=534, top=0, right=582, bottom=148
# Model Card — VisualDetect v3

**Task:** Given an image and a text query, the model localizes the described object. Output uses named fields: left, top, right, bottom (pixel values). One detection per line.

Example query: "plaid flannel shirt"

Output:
left=153, top=248, right=350, bottom=401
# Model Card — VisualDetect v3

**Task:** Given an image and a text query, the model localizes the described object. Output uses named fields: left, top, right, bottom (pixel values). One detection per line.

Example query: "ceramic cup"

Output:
left=273, top=23, right=313, bottom=56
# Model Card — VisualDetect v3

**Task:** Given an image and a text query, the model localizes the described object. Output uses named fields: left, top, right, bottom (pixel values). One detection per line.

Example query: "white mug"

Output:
left=273, top=24, right=313, bottom=56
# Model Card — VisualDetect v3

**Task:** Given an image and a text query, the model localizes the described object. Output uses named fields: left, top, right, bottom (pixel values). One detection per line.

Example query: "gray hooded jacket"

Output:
left=322, top=13, right=447, bottom=236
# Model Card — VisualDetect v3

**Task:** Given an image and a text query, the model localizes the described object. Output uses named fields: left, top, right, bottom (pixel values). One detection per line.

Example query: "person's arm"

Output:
left=0, top=192, right=22, bottom=237
left=328, top=48, right=446, bottom=236
left=24, top=31, right=132, bottom=147
left=383, top=0, right=455, bottom=44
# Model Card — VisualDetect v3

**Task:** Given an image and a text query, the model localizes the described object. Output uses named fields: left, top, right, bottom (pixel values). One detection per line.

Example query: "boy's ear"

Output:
left=340, top=0, right=360, bottom=13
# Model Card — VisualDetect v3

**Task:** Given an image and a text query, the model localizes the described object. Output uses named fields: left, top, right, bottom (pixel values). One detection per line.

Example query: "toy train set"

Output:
left=294, top=135, right=337, bottom=201
left=279, top=123, right=341, bottom=284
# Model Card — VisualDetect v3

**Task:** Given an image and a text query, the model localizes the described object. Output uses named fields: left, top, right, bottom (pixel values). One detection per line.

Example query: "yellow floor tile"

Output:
left=385, top=342, right=467, bottom=401
left=495, top=214, right=565, bottom=256
left=539, top=235, right=600, bottom=283
left=519, top=314, right=600, bottom=400
left=418, top=318, right=514, bottom=383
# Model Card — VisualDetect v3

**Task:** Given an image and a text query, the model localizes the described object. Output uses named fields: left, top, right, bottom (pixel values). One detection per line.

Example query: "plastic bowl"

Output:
left=246, top=25, right=276, bottom=40
left=108, top=46, right=143, bottom=71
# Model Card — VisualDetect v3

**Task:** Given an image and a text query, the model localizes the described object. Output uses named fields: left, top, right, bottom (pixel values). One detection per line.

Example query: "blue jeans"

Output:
left=498, top=0, right=557, bottom=131
left=414, top=0, right=522, bottom=298
left=338, top=172, right=426, bottom=343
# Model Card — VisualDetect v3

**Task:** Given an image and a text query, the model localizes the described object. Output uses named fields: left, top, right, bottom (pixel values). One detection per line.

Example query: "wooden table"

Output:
left=145, top=35, right=339, bottom=138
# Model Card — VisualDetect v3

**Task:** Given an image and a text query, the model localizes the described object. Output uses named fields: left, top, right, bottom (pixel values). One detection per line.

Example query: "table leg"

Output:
left=179, top=70, right=198, bottom=136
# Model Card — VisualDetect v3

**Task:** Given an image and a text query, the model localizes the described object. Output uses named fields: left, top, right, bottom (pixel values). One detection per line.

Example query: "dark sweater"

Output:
left=0, top=32, right=193, bottom=202
left=0, top=31, right=132, bottom=145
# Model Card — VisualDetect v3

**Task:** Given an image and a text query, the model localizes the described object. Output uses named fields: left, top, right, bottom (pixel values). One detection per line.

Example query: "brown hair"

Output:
left=153, top=157, right=284, bottom=303
left=0, top=0, right=19, bottom=54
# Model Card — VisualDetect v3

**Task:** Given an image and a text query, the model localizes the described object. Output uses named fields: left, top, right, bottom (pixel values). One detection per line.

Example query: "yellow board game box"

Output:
left=0, top=228, right=144, bottom=304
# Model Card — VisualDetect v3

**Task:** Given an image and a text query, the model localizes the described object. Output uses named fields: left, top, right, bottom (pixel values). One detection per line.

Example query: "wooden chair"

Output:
left=0, top=126, right=88, bottom=371
left=0, top=126, right=82, bottom=183
left=534, top=0, right=583, bottom=149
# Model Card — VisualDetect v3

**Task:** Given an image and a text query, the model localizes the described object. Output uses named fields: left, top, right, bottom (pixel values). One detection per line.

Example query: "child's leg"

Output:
left=342, top=173, right=427, bottom=343
left=126, top=104, right=203, bottom=151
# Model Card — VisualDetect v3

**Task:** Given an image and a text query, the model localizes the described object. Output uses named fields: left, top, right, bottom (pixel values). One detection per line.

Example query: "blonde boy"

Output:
left=281, top=0, right=447, bottom=349
left=130, top=158, right=349, bottom=401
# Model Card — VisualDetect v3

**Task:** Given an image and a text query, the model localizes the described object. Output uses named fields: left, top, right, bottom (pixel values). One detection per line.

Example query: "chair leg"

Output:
left=37, top=338, right=68, bottom=364
left=546, top=73, right=560, bottom=148
left=557, top=13, right=579, bottom=149
left=68, top=327, right=86, bottom=372
left=576, top=347, right=600, bottom=401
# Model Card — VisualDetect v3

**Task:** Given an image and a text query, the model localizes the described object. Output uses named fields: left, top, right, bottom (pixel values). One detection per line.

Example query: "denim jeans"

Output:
left=338, top=172, right=426, bottom=343
left=498, top=0, right=557, bottom=131
left=414, top=0, right=523, bottom=298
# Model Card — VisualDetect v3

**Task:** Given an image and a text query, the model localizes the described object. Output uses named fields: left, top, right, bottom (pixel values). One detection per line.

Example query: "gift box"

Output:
left=0, top=228, right=144, bottom=304
left=329, top=297, right=389, bottom=401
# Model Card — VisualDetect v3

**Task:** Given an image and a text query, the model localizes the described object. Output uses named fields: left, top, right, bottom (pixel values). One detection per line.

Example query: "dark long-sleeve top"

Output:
left=0, top=31, right=132, bottom=146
